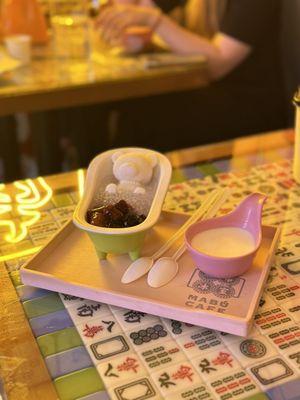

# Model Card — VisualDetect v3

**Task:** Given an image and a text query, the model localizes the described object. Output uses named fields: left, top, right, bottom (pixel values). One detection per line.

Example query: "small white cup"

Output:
left=5, top=35, right=32, bottom=64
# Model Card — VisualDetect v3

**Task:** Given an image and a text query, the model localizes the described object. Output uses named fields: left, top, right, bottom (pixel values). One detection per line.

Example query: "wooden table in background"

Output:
left=0, top=129, right=295, bottom=400
left=0, top=47, right=208, bottom=180
left=0, top=49, right=208, bottom=117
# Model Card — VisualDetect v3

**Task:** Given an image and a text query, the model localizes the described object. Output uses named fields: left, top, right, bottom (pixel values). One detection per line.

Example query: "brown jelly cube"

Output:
left=86, top=200, right=146, bottom=228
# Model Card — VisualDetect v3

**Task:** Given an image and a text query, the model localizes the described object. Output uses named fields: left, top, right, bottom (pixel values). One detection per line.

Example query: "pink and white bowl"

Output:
left=185, top=193, right=267, bottom=278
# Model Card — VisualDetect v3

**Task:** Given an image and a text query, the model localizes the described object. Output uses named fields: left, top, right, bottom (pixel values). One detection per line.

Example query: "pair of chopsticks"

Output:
left=157, top=188, right=230, bottom=259
left=169, top=188, right=230, bottom=261
left=145, top=188, right=231, bottom=288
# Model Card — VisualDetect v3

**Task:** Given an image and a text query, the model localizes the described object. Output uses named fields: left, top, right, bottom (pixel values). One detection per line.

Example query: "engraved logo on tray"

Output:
left=187, top=270, right=245, bottom=299
left=185, top=269, right=245, bottom=313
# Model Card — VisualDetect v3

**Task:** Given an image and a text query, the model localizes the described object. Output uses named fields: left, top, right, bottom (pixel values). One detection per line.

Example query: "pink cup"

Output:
left=185, top=193, right=267, bottom=278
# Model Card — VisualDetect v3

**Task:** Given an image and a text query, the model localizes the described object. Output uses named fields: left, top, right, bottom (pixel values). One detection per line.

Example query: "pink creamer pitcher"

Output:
left=185, top=193, right=267, bottom=278
left=1, top=0, right=48, bottom=44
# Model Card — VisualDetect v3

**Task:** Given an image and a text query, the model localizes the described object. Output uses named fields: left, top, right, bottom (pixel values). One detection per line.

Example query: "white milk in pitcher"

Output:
left=191, top=227, right=255, bottom=258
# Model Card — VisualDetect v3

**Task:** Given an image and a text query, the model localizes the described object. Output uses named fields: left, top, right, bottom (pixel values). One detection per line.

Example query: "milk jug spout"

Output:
left=233, top=193, right=267, bottom=233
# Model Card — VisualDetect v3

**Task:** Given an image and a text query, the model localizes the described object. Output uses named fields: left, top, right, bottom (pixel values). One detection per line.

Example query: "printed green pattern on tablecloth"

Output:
left=2, top=152, right=300, bottom=399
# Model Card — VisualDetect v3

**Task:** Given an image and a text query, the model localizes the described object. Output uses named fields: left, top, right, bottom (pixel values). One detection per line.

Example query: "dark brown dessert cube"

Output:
left=86, top=200, right=146, bottom=228
left=124, top=213, right=146, bottom=227
left=89, top=210, right=107, bottom=227
left=115, top=199, right=131, bottom=215
left=102, top=204, right=124, bottom=227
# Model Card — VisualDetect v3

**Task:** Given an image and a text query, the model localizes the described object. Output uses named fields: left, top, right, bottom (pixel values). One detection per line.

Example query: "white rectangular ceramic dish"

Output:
left=21, top=211, right=280, bottom=336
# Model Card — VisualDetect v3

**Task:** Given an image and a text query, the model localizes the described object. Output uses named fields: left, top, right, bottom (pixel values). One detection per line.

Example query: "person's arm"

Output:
left=155, top=14, right=251, bottom=80
left=96, top=4, right=251, bottom=80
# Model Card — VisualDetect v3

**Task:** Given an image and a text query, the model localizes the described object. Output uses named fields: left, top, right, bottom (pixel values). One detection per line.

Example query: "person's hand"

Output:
left=95, top=4, right=161, bottom=46
left=122, top=26, right=152, bottom=53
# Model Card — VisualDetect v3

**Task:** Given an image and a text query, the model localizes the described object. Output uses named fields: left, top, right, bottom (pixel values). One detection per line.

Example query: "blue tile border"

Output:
left=30, top=309, right=74, bottom=337
left=45, top=346, right=92, bottom=379
left=266, top=379, right=300, bottom=400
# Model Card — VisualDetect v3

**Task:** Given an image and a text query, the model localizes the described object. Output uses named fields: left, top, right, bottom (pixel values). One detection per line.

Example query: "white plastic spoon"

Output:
left=147, top=243, right=186, bottom=288
left=121, top=189, right=226, bottom=284
left=121, top=256, right=154, bottom=284
left=147, top=187, right=230, bottom=288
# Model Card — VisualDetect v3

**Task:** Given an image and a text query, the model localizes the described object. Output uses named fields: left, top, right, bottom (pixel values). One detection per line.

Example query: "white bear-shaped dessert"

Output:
left=105, top=150, right=157, bottom=195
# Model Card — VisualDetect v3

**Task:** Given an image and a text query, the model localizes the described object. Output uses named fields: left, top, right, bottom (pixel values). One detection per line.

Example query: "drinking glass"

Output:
left=50, top=0, right=91, bottom=60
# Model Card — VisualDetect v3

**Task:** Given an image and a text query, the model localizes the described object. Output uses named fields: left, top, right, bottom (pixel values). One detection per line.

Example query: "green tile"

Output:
left=54, top=367, right=104, bottom=400
left=9, top=271, right=22, bottom=287
left=52, top=193, right=73, bottom=207
left=37, top=327, right=82, bottom=357
left=171, top=168, right=186, bottom=184
left=23, top=293, right=64, bottom=318
left=245, top=393, right=268, bottom=400
left=197, top=163, right=219, bottom=176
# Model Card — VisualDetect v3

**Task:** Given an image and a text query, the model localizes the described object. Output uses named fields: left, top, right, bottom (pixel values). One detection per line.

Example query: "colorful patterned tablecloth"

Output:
left=1, top=145, right=300, bottom=400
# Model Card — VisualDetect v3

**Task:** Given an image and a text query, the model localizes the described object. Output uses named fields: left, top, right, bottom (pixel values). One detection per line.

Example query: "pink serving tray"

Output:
left=21, top=211, right=280, bottom=336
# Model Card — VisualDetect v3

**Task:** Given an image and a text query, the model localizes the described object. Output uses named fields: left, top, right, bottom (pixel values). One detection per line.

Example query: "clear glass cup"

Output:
left=49, top=0, right=91, bottom=60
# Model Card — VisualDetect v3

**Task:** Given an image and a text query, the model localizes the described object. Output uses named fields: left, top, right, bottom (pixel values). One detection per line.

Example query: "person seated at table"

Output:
left=96, top=0, right=287, bottom=151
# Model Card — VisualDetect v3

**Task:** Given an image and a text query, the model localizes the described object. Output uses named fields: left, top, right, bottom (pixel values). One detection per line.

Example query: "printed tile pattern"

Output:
left=3, top=155, right=300, bottom=399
